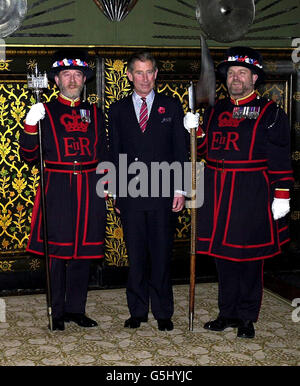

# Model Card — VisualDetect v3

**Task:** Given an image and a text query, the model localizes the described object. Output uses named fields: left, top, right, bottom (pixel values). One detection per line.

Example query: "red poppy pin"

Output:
left=158, top=106, right=165, bottom=114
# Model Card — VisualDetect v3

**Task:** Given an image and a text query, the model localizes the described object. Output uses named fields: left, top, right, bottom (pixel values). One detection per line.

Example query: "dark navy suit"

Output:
left=108, top=91, right=188, bottom=320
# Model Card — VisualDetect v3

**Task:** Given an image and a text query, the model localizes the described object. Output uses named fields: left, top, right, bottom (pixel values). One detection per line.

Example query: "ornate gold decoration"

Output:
left=0, top=260, right=15, bottom=272
left=264, top=61, right=278, bottom=72
left=190, top=61, right=201, bottom=73
left=88, top=61, right=96, bottom=70
left=87, top=93, right=100, bottom=104
left=260, top=84, right=284, bottom=105
left=293, top=62, right=300, bottom=72
left=0, top=60, right=12, bottom=71
left=105, top=199, right=128, bottom=266
left=256, top=80, right=288, bottom=112
left=291, top=211, right=300, bottom=221
left=104, top=58, right=131, bottom=266
left=292, top=151, right=300, bottom=161
left=160, top=60, right=176, bottom=72
left=28, top=258, right=41, bottom=271
left=293, top=181, right=300, bottom=191
left=0, top=81, right=58, bottom=255
left=26, top=59, right=37, bottom=71
left=105, top=59, right=131, bottom=112
left=216, top=82, right=229, bottom=100
left=176, top=209, right=191, bottom=239
left=157, top=82, right=189, bottom=110
left=0, top=82, right=32, bottom=252
left=293, top=92, right=300, bottom=102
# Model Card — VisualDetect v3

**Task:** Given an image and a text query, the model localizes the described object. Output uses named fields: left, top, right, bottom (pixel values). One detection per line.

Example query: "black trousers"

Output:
left=50, top=258, right=91, bottom=319
left=121, top=209, right=174, bottom=320
left=215, top=258, right=264, bottom=322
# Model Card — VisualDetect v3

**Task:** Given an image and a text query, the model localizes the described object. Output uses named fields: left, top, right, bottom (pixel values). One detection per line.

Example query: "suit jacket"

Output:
left=108, top=91, right=189, bottom=211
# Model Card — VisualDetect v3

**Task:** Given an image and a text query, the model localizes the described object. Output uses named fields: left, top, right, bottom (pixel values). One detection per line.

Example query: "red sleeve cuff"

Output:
left=196, top=125, right=205, bottom=138
left=274, top=189, right=290, bottom=199
left=24, top=122, right=38, bottom=134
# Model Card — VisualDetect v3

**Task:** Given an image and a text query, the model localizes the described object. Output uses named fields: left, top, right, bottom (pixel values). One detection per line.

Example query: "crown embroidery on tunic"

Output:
left=218, top=111, right=245, bottom=128
left=60, top=110, right=89, bottom=132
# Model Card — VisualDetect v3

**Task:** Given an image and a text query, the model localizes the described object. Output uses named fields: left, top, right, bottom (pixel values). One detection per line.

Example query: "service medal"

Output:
left=233, top=106, right=260, bottom=119
left=80, top=109, right=91, bottom=123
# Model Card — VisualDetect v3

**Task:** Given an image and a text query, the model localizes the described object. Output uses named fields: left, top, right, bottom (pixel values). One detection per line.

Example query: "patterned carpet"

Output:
left=0, top=283, right=299, bottom=366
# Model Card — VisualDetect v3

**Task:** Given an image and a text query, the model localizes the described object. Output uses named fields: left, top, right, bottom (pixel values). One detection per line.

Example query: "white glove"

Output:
left=271, top=198, right=290, bottom=220
left=25, top=103, right=45, bottom=125
left=183, top=112, right=200, bottom=133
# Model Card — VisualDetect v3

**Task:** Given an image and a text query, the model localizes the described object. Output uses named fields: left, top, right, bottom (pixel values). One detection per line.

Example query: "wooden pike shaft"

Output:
left=189, top=124, right=197, bottom=331
left=28, top=66, right=53, bottom=331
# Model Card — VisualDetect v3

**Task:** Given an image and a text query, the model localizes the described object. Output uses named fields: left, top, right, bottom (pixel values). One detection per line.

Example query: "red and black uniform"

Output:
left=197, top=92, right=293, bottom=321
left=19, top=94, right=108, bottom=318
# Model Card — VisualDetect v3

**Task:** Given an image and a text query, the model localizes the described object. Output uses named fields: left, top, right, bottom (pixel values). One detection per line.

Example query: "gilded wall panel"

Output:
left=0, top=77, right=59, bottom=274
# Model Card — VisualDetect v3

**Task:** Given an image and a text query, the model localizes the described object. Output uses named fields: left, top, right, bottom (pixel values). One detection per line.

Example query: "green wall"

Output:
left=4, top=0, right=300, bottom=49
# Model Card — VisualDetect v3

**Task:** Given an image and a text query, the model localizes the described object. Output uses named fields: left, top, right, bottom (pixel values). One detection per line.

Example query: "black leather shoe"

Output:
left=64, top=313, right=98, bottom=327
left=124, top=316, right=148, bottom=329
left=157, top=319, right=174, bottom=331
left=237, top=320, right=255, bottom=339
left=51, top=318, right=65, bottom=331
left=203, top=317, right=240, bottom=331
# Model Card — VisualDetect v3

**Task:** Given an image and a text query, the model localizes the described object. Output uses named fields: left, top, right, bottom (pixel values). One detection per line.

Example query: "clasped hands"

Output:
left=113, top=193, right=185, bottom=215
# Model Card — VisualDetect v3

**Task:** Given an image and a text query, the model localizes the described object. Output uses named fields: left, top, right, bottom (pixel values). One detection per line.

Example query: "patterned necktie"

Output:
left=139, top=97, right=148, bottom=132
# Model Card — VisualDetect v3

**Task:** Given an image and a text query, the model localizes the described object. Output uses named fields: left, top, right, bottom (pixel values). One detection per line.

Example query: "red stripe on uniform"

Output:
left=44, top=104, right=62, bottom=162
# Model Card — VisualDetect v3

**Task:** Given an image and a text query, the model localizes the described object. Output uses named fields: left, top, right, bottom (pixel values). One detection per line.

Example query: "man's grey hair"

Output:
left=127, top=51, right=157, bottom=73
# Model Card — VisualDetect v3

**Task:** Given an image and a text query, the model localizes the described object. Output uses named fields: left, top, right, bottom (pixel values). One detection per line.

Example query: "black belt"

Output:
left=44, top=160, right=99, bottom=174
left=206, top=158, right=268, bottom=172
